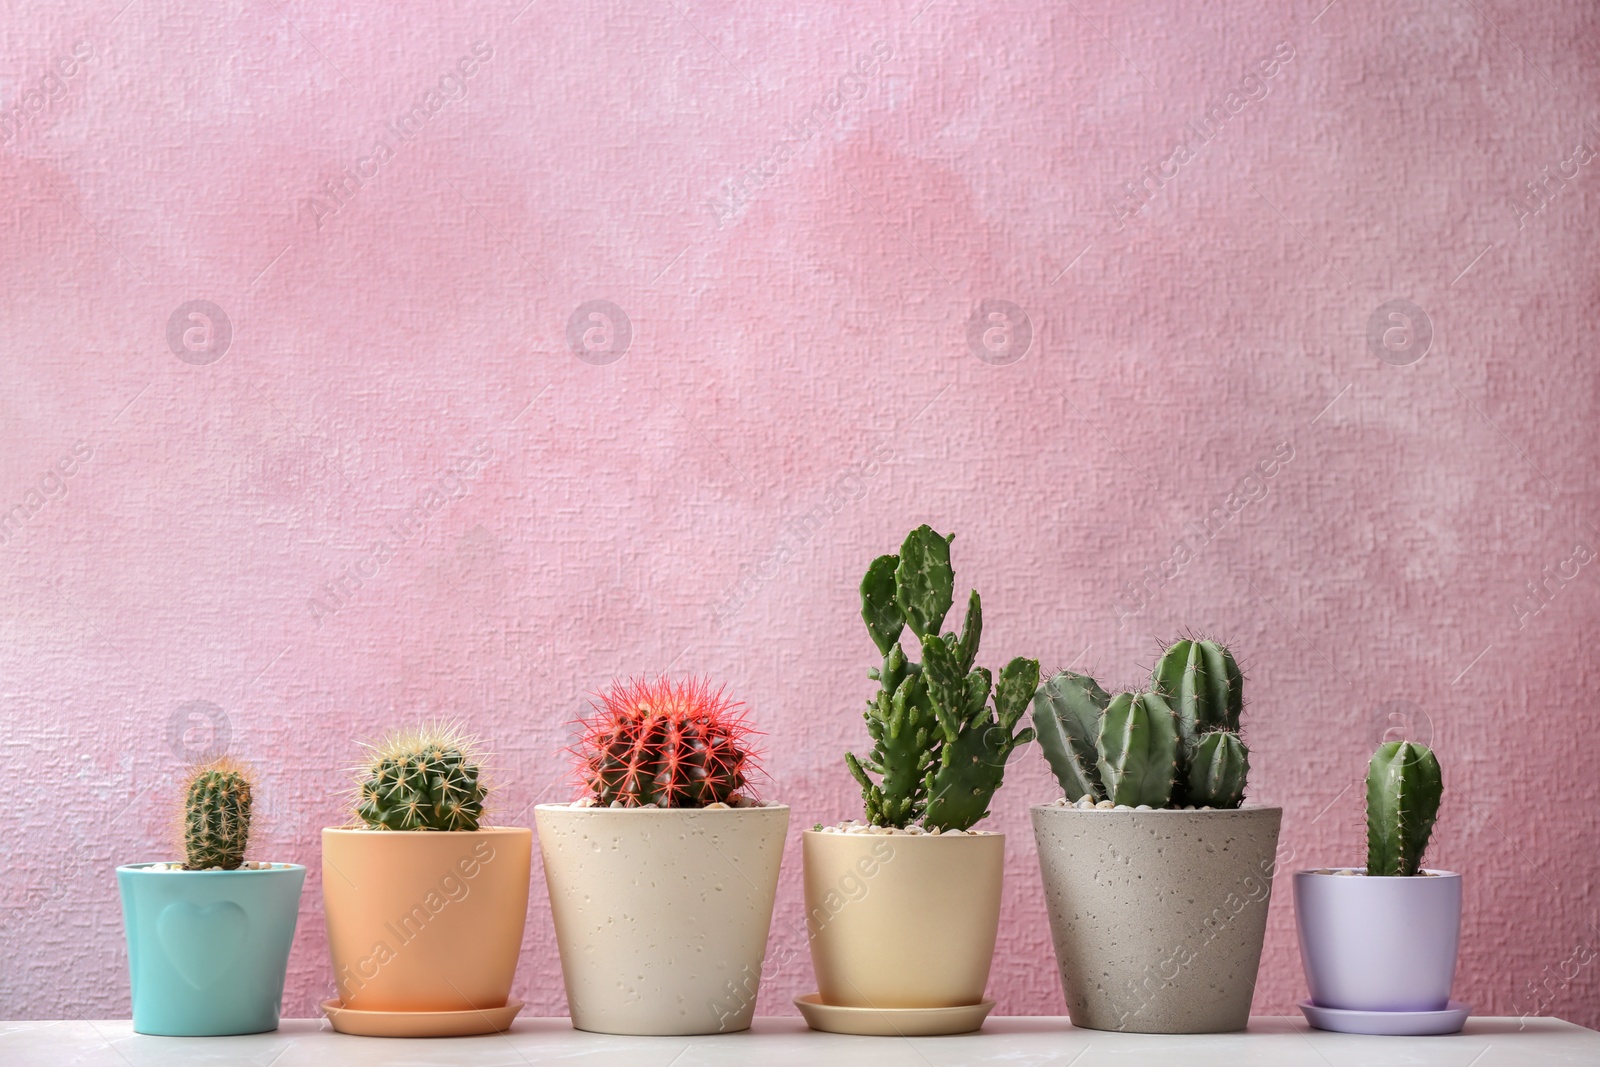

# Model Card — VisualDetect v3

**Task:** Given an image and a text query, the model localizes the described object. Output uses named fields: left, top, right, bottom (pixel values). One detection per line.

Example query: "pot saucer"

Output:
left=1298, top=998, right=1470, bottom=1036
left=321, top=998, right=523, bottom=1037
left=795, top=993, right=993, bottom=1036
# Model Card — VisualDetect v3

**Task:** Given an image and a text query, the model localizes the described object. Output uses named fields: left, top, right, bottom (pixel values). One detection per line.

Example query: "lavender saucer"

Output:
left=1299, top=998, right=1470, bottom=1036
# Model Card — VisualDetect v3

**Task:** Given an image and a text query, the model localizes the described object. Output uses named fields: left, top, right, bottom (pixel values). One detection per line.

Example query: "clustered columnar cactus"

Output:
left=183, top=758, right=254, bottom=870
left=575, top=678, right=757, bottom=807
left=355, top=725, right=488, bottom=831
left=1033, top=638, right=1251, bottom=809
left=847, top=525, right=1039, bottom=831
left=1366, top=741, right=1443, bottom=876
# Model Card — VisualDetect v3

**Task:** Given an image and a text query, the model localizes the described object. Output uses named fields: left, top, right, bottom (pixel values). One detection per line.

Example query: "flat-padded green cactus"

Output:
left=183, top=758, right=253, bottom=870
left=847, top=525, right=1038, bottom=831
left=1366, top=741, right=1443, bottom=876
left=355, top=725, right=487, bottom=831
left=1032, top=637, right=1252, bottom=809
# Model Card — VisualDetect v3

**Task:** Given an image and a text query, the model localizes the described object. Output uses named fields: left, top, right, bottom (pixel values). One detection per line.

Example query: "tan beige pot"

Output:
left=321, top=827, right=532, bottom=1013
left=1031, top=805, right=1282, bottom=1033
left=803, top=830, right=1003, bottom=1008
left=535, top=803, right=789, bottom=1036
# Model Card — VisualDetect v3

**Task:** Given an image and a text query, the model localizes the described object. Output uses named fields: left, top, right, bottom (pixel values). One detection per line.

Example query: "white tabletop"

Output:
left=2, top=1017, right=1596, bottom=1065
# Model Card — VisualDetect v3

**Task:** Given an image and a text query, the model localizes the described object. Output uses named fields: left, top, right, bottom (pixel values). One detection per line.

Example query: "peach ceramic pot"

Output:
left=535, top=803, right=789, bottom=1036
left=321, top=827, right=532, bottom=1014
left=802, top=830, right=1004, bottom=1009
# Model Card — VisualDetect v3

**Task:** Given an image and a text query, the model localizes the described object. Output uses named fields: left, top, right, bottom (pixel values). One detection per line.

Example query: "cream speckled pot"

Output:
left=535, top=803, right=788, bottom=1036
left=803, top=830, right=1004, bottom=1009
left=1032, top=805, right=1282, bottom=1033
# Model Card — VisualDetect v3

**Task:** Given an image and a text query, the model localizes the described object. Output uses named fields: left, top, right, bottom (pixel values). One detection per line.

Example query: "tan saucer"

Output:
left=795, top=993, right=994, bottom=1037
left=321, top=997, right=523, bottom=1037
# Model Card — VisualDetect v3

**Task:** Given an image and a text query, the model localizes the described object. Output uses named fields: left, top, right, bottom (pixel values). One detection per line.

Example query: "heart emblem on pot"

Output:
left=157, top=900, right=247, bottom=988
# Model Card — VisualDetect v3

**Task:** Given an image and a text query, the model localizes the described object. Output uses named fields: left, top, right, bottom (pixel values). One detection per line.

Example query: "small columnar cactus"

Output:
left=183, top=758, right=254, bottom=870
left=1366, top=741, right=1443, bottom=876
left=355, top=724, right=488, bottom=831
left=575, top=678, right=757, bottom=807
left=847, top=525, right=1038, bottom=831
left=1033, top=637, right=1251, bottom=809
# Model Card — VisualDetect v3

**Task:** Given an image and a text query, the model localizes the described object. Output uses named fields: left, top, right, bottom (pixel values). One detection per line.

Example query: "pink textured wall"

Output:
left=3, top=0, right=1597, bottom=1028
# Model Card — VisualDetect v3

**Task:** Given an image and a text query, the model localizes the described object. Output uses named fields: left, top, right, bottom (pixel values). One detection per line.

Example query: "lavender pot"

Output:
left=1293, top=869, right=1461, bottom=1012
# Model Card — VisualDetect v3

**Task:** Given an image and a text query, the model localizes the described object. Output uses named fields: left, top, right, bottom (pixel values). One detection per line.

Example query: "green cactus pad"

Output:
left=1366, top=741, right=1443, bottom=876
left=850, top=526, right=1037, bottom=831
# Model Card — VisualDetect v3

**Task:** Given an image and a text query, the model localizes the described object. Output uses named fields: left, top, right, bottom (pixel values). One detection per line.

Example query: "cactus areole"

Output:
left=846, top=524, right=1040, bottom=832
left=1032, top=637, right=1252, bottom=810
left=573, top=678, right=759, bottom=808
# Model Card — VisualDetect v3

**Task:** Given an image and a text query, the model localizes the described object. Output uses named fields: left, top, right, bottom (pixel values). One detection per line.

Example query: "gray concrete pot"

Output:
left=1031, top=804, right=1283, bottom=1033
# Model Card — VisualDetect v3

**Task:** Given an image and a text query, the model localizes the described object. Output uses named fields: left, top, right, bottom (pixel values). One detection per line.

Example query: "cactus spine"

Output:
left=1365, top=741, right=1443, bottom=876
left=575, top=678, right=757, bottom=807
left=355, top=724, right=488, bottom=831
left=848, top=525, right=1038, bottom=831
left=1032, top=637, right=1251, bottom=809
left=183, top=758, right=254, bottom=870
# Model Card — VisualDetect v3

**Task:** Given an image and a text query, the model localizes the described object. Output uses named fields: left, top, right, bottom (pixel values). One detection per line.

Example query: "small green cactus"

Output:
left=183, top=758, right=253, bottom=870
left=847, top=525, right=1038, bottom=831
left=1031, top=670, right=1109, bottom=801
left=1097, top=691, right=1179, bottom=808
left=1032, top=637, right=1251, bottom=809
left=1187, top=730, right=1249, bottom=808
left=1366, top=741, right=1443, bottom=876
left=355, top=724, right=488, bottom=831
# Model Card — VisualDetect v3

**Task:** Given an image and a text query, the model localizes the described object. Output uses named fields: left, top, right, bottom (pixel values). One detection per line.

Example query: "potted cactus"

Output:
left=1030, top=638, right=1282, bottom=1033
left=798, top=525, right=1038, bottom=1037
left=536, top=678, right=787, bottom=1036
left=320, top=724, right=532, bottom=1037
left=1295, top=742, right=1467, bottom=1035
left=116, top=758, right=305, bottom=1036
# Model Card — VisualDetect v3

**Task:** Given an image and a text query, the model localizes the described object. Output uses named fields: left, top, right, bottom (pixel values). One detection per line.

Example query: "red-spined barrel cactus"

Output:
left=575, top=679, right=758, bottom=807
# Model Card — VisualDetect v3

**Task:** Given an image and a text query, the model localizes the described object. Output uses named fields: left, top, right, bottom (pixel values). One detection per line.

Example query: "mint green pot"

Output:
left=117, top=862, right=305, bottom=1036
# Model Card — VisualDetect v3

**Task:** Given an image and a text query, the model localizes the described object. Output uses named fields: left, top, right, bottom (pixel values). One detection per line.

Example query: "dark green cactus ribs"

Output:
left=356, top=725, right=488, bottom=831
left=1032, top=637, right=1252, bottom=809
left=1366, top=741, right=1443, bottom=876
left=183, top=758, right=254, bottom=869
left=848, top=525, right=1038, bottom=831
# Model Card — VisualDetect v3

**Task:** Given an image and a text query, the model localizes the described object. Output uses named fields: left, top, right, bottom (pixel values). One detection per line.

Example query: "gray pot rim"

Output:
left=1030, top=803, right=1283, bottom=815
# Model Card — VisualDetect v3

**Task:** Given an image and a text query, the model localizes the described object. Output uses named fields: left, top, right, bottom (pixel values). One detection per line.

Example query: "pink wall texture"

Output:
left=2, top=0, right=1598, bottom=1028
